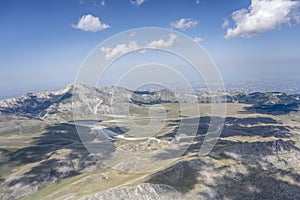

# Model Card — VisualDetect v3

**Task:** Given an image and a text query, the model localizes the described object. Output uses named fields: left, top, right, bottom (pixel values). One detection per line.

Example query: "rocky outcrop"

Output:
left=81, top=183, right=182, bottom=200
left=0, top=85, right=73, bottom=119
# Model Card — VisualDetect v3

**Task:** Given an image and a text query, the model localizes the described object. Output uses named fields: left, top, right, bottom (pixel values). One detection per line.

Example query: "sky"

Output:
left=0, top=0, right=300, bottom=98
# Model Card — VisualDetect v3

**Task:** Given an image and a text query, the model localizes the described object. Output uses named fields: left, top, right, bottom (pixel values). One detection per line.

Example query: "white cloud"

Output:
left=130, top=0, right=146, bottom=6
left=147, top=34, right=177, bottom=49
left=221, top=19, right=229, bottom=28
left=225, top=0, right=300, bottom=39
left=79, top=0, right=105, bottom=7
left=101, top=41, right=139, bottom=60
left=193, top=37, right=203, bottom=43
left=100, top=0, right=105, bottom=6
left=170, top=18, right=198, bottom=30
left=195, top=0, right=200, bottom=5
left=72, top=14, right=110, bottom=32
left=101, top=34, right=177, bottom=60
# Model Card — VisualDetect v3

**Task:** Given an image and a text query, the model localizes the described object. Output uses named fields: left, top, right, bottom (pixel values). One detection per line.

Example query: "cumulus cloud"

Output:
left=193, top=37, right=203, bottom=43
left=147, top=34, right=177, bottom=48
left=101, top=41, right=139, bottom=60
left=195, top=0, right=200, bottom=5
left=101, top=34, right=177, bottom=60
left=225, top=0, right=300, bottom=39
left=130, top=0, right=146, bottom=6
left=221, top=19, right=229, bottom=28
left=72, top=14, right=110, bottom=32
left=170, top=18, right=198, bottom=30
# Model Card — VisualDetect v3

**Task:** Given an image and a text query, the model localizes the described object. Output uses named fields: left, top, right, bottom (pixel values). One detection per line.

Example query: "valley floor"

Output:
left=0, top=103, right=300, bottom=200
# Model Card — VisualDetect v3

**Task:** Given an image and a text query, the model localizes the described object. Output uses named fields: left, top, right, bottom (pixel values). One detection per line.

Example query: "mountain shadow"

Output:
left=241, top=103, right=299, bottom=115
left=2, top=122, right=129, bottom=191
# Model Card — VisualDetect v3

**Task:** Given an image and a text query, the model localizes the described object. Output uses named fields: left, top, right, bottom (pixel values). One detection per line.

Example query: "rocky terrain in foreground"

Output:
left=0, top=84, right=299, bottom=199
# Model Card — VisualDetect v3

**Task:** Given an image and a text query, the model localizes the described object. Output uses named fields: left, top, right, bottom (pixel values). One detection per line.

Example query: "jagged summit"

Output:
left=0, top=85, right=73, bottom=119
left=0, top=83, right=180, bottom=119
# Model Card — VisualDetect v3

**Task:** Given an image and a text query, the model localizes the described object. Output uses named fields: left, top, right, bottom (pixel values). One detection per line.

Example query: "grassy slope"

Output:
left=1, top=103, right=300, bottom=199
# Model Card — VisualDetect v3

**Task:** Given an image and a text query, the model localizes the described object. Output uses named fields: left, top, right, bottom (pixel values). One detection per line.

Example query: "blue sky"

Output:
left=0, top=0, right=300, bottom=98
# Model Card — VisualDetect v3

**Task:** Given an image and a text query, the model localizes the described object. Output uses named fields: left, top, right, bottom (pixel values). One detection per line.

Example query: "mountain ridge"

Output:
left=1, top=83, right=299, bottom=120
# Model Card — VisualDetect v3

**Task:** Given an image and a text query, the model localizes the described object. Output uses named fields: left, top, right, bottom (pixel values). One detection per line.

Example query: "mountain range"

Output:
left=0, top=84, right=300, bottom=200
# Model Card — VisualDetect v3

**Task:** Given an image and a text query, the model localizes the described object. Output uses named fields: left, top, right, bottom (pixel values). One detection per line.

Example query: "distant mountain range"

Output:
left=0, top=83, right=299, bottom=120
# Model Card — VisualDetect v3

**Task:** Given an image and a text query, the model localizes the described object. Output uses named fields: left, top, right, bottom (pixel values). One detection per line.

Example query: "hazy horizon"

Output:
left=1, top=0, right=300, bottom=100
left=1, top=77, right=300, bottom=100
